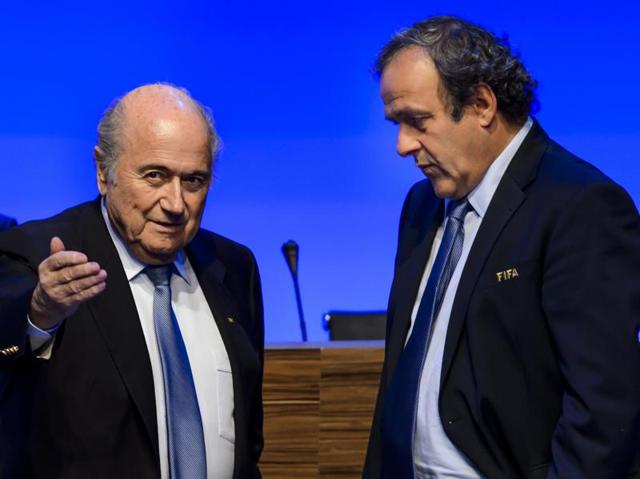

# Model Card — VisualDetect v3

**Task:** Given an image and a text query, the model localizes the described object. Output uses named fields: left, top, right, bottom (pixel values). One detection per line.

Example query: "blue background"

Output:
left=1, top=1, right=638, bottom=342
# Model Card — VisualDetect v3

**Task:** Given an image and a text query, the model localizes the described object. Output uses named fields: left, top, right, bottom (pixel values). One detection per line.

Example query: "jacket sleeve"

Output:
left=248, top=248, right=265, bottom=478
left=542, top=181, right=640, bottom=477
left=0, top=251, right=38, bottom=362
left=363, top=182, right=424, bottom=479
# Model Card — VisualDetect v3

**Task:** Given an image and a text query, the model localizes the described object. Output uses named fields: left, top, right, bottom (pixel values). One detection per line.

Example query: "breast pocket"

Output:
left=217, top=368, right=235, bottom=443
left=469, top=258, right=545, bottom=330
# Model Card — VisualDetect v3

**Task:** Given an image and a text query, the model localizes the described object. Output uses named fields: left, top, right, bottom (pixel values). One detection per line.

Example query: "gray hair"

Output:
left=95, top=82, right=220, bottom=182
left=374, top=16, right=537, bottom=125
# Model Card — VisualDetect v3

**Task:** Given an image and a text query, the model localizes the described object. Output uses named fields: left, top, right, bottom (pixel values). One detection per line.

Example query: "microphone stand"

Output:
left=282, top=240, right=308, bottom=342
left=292, top=271, right=307, bottom=342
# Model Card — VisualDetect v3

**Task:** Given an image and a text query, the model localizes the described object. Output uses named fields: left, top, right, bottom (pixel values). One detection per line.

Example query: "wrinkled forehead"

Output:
left=380, top=47, right=444, bottom=112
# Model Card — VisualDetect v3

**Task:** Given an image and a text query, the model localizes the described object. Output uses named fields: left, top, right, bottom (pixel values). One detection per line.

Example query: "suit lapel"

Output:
left=385, top=194, right=443, bottom=383
left=80, top=200, right=159, bottom=456
left=186, top=234, right=237, bottom=336
left=186, top=234, right=247, bottom=395
left=440, top=122, right=550, bottom=385
left=187, top=233, right=262, bottom=479
left=81, top=203, right=251, bottom=472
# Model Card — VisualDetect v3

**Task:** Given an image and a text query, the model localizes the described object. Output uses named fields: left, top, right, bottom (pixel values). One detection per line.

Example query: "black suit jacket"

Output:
left=0, top=200, right=264, bottom=479
left=364, top=123, right=640, bottom=478
left=0, top=214, right=17, bottom=232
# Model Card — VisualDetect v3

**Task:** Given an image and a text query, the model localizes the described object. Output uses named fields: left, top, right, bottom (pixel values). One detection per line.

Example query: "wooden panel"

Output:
left=260, top=342, right=384, bottom=479
left=319, top=347, right=384, bottom=478
left=261, top=348, right=321, bottom=479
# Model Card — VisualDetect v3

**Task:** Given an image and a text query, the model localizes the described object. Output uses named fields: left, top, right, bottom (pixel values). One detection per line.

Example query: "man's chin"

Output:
left=130, top=242, right=182, bottom=265
left=431, top=181, right=454, bottom=199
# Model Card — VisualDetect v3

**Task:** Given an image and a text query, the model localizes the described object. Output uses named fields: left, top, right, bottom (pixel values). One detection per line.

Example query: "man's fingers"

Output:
left=34, top=240, right=107, bottom=323
left=50, top=236, right=66, bottom=255
left=41, top=237, right=88, bottom=273
left=65, top=278, right=107, bottom=304
left=66, top=270, right=107, bottom=296
left=41, top=250, right=89, bottom=273
left=53, top=269, right=108, bottom=300
left=30, top=268, right=107, bottom=329
left=56, top=262, right=102, bottom=284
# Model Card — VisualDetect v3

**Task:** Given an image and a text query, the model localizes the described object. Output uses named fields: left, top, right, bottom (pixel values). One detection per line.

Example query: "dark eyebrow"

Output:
left=385, top=109, right=433, bottom=123
left=183, top=170, right=211, bottom=179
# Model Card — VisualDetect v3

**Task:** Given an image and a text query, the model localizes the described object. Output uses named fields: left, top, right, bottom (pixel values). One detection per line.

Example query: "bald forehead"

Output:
left=120, top=85, right=203, bottom=129
left=110, top=85, right=212, bottom=166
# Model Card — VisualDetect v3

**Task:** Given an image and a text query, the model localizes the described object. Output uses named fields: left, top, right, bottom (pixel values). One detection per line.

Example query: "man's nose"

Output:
left=396, top=126, right=420, bottom=157
left=160, top=178, right=186, bottom=216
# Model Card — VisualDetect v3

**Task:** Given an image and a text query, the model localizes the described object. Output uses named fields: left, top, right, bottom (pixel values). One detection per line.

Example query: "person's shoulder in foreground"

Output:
left=0, top=83, right=264, bottom=479
left=364, top=14, right=640, bottom=479
left=0, top=213, right=16, bottom=232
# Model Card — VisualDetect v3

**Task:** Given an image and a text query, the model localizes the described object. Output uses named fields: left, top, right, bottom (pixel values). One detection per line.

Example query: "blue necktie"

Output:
left=145, top=265, right=207, bottom=479
left=381, top=199, right=471, bottom=478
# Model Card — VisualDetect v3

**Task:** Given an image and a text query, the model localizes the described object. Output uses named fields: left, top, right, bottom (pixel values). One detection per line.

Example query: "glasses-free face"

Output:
left=98, top=104, right=211, bottom=265
left=381, top=46, right=495, bottom=200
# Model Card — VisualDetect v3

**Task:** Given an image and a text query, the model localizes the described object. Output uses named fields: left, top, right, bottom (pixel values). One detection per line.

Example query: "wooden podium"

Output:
left=260, top=341, right=384, bottom=479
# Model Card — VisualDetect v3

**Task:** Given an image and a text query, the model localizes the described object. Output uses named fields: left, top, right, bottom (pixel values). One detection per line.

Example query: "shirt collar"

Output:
left=463, top=117, right=533, bottom=218
left=100, top=199, right=191, bottom=284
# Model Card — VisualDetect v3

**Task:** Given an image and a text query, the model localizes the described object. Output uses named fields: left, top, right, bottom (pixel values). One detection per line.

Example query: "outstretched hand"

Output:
left=29, top=237, right=107, bottom=330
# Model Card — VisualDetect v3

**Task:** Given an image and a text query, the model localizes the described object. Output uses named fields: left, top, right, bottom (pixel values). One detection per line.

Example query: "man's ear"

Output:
left=94, top=146, right=108, bottom=195
left=471, top=83, right=498, bottom=127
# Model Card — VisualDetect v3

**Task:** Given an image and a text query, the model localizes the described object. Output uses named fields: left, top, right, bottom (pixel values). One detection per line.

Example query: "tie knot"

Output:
left=144, top=265, right=173, bottom=286
left=447, top=198, right=470, bottom=222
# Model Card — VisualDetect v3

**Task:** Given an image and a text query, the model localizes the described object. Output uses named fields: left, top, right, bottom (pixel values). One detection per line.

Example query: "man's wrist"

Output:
left=27, top=315, right=63, bottom=335
left=29, top=286, right=64, bottom=330
left=29, top=312, right=63, bottom=331
left=27, top=315, right=62, bottom=357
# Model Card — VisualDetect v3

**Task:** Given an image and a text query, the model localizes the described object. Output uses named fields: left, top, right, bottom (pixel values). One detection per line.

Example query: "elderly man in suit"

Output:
left=364, top=16, right=640, bottom=479
left=0, top=84, right=264, bottom=479
left=0, top=213, right=16, bottom=231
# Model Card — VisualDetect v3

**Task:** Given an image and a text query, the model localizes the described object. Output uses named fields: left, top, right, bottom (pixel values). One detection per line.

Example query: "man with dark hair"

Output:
left=0, top=84, right=264, bottom=478
left=364, top=16, right=640, bottom=478
left=0, top=213, right=17, bottom=231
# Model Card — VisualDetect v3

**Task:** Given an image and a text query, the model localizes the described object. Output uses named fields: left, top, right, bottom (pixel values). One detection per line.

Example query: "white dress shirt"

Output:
left=28, top=204, right=236, bottom=479
left=408, top=119, right=533, bottom=478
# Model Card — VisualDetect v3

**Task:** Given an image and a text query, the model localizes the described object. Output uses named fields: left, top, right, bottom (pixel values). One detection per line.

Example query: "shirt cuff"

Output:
left=27, top=316, right=61, bottom=359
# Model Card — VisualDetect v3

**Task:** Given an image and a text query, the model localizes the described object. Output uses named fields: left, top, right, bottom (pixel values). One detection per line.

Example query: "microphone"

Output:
left=281, top=240, right=308, bottom=342
left=282, top=240, right=298, bottom=278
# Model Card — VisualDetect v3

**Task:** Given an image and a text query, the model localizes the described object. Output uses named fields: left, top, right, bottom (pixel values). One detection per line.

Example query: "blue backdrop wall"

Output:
left=1, top=1, right=638, bottom=342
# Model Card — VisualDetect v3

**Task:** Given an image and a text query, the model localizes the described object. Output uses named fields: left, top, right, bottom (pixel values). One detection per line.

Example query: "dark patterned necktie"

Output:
left=381, top=199, right=471, bottom=478
left=145, top=265, right=207, bottom=479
